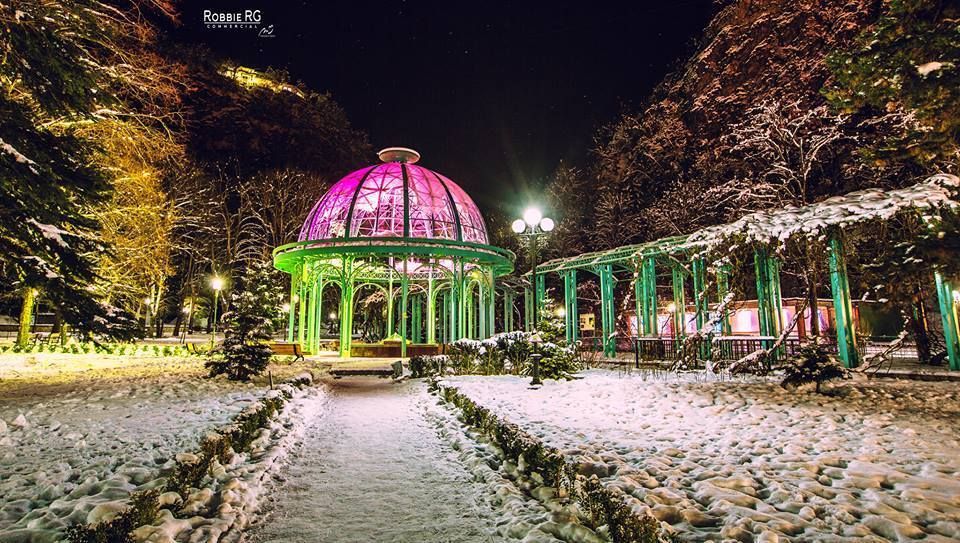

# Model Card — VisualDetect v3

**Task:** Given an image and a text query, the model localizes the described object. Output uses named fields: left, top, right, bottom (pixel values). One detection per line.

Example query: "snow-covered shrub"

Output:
left=493, top=331, right=533, bottom=372
left=409, top=355, right=449, bottom=378
left=65, top=488, right=160, bottom=543
left=537, top=342, right=581, bottom=380
left=781, top=340, right=849, bottom=393
left=206, top=261, right=280, bottom=381
left=447, top=338, right=483, bottom=374
left=476, top=338, right=504, bottom=375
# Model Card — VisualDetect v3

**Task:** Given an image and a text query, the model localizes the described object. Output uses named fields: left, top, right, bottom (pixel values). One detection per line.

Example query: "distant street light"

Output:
left=210, top=276, right=224, bottom=347
left=143, top=297, right=153, bottom=337
left=513, top=207, right=555, bottom=327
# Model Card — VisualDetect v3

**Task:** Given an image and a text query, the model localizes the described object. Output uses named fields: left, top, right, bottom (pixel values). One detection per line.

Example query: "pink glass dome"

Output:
left=299, top=149, right=489, bottom=244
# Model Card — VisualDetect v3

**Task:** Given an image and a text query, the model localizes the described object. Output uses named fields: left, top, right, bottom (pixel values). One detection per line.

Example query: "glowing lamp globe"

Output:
left=539, top=217, right=555, bottom=232
left=511, top=219, right=527, bottom=233
left=523, top=208, right=543, bottom=228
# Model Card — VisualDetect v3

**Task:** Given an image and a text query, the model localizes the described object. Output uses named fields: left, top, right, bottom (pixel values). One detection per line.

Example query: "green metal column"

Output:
left=754, top=248, right=783, bottom=345
left=308, top=278, right=318, bottom=353
left=442, top=290, right=450, bottom=344
left=467, top=284, right=476, bottom=339
left=599, top=264, right=616, bottom=358
left=456, top=263, right=467, bottom=340
left=400, top=259, right=409, bottom=358
left=504, top=291, right=515, bottom=332
left=287, top=270, right=298, bottom=342
left=564, top=270, right=579, bottom=344
left=535, top=273, right=546, bottom=325
left=671, top=263, right=686, bottom=339
left=386, top=266, right=395, bottom=337
left=935, top=272, right=960, bottom=371
left=412, top=294, right=422, bottom=344
left=641, top=255, right=658, bottom=337
left=524, top=287, right=533, bottom=332
left=717, top=264, right=732, bottom=335
left=427, top=276, right=436, bottom=344
left=487, top=271, right=496, bottom=337
left=297, top=266, right=307, bottom=347
left=827, top=235, right=858, bottom=368
left=312, top=279, right=325, bottom=354
left=692, top=257, right=710, bottom=359
left=338, top=259, right=355, bottom=358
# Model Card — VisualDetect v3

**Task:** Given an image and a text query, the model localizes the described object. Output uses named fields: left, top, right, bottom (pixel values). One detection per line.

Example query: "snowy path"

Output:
left=247, top=379, right=547, bottom=543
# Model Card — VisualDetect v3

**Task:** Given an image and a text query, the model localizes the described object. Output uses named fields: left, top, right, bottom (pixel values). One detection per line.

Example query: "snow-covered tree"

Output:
left=206, top=261, right=282, bottom=381
left=826, top=0, right=960, bottom=169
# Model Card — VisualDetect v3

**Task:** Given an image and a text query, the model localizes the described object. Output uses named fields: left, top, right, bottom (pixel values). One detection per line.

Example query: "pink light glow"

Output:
left=299, top=162, right=488, bottom=244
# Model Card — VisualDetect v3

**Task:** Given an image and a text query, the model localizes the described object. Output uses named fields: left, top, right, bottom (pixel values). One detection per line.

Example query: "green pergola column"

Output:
left=671, top=263, right=686, bottom=340
left=400, top=259, right=409, bottom=357
left=535, top=273, right=546, bottom=324
left=640, top=255, right=658, bottom=337
left=692, top=257, right=710, bottom=359
left=717, top=264, right=732, bottom=335
left=935, top=272, right=960, bottom=370
left=287, top=268, right=298, bottom=342
left=297, top=266, right=307, bottom=347
left=467, top=284, right=476, bottom=339
left=412, top=294, right=422, bottom=344
left=827, top=235, right=858, bottom=367
left=441, top=290, right=450, bottom=344
left=311, top=279, right=326, bottom=354
left=386, top=266, right=395, bottom=337
left=599, top=264, right=616, bottom=358
left=338, top=259, right=355, bottom=358
left=427, top=276, right=437, bottom=344
left=524, top=287, right=533, bottom=332
left=504, top=291, right=515, bottom=332
left=754, top=248, right=783, bottom=350
left=308, top=278, right=319, bottom=353
left=487, top=271, right=496, bottom=338
left=563, top=270, right=578, bottom=344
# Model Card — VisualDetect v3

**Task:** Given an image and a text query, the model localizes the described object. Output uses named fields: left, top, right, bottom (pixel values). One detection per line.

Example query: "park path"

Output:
left=245, top=379, right=508, bottom=543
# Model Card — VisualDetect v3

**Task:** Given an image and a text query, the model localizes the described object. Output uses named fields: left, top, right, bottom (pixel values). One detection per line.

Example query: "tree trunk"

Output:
left=53, top=309, right=67, bottom=346
left=16, top=288, right=37, bottom=348
left=910, top=285, right=932, bottom=364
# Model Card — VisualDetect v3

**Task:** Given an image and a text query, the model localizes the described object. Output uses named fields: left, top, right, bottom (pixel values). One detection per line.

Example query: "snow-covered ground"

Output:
left=246, top=379, right=596, bottom=543
left=445, top=370, right=960, bottom=542
left=0, top=355, right=303, bottom=543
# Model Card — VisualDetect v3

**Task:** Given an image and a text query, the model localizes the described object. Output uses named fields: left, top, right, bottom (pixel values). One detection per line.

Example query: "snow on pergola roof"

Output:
left=533, top=174, right=959, bottom=274
left=299, top=148, right=489, bottom=244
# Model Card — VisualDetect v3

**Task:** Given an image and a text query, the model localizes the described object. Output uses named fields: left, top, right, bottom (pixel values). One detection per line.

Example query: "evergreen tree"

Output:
left=206, top=261, right=282, bottom=381
left=826, top=0, right=960, bottom=168
left=1, top=3, right=127, bottom=341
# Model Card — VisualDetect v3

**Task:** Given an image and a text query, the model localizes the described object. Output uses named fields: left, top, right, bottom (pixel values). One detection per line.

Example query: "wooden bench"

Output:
left=270, top=342, right=305, bottom=361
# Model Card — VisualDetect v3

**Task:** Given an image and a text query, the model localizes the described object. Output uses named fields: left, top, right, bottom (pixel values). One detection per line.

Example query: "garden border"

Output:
left=66, top=373, right=314, bottom=543
left=431, top=379, right=674, bottom=543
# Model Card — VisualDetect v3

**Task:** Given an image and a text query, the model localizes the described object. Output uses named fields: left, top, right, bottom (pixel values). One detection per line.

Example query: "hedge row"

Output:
left=66, top=375, right=312, bottom=543
left=433, top=381, right=672, bottom=543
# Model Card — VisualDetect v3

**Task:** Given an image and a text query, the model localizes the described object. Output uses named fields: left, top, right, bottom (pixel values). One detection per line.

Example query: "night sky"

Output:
left=175, top=0, right=716, bottom=214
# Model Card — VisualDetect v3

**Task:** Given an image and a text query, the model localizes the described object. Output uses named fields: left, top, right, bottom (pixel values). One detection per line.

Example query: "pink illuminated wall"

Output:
left=298, top=162, right=489, bottom=244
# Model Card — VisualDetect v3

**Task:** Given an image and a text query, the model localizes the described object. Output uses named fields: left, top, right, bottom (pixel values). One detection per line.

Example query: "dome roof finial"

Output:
left=377, top=147, right=420, bottom=164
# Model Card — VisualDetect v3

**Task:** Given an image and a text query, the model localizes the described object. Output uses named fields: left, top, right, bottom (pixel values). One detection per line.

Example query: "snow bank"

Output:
left=446, top=370, right=960, bottom=542
left=0, top=357, right=265, bottom=542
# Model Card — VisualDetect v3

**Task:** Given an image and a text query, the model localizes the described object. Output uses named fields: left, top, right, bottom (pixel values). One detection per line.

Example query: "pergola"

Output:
left=525, top=174, right=960, bottom=370
left=273, top=148, right=515, bottom=357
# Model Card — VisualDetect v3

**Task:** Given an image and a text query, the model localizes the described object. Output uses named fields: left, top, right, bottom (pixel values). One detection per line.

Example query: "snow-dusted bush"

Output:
left=409, top=354, right=449, bottom=378
left=493, top=331, right=533, bottom=372
left=781, top=340, right=849, bottom=393
left=447, top=338, right=483, bottom=373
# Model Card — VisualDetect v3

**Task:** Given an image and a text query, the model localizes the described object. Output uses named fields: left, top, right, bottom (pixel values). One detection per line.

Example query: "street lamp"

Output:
left=513, top=207, right=555, bottom=327
left=210, top=276, right=224, bottom=347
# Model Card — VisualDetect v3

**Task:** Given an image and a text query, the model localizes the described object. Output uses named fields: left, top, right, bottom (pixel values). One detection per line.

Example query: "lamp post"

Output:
left=143, top=296, right=153, bottom=337
left=529, top=331, right=543, bottom=387
left=512, top=207, right=555, bottom=329
left=210, top=276, right=224, bottom=347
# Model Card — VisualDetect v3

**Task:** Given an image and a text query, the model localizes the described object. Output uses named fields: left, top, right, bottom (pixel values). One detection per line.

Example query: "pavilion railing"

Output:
left=579, top=334, right=921, bottom=368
